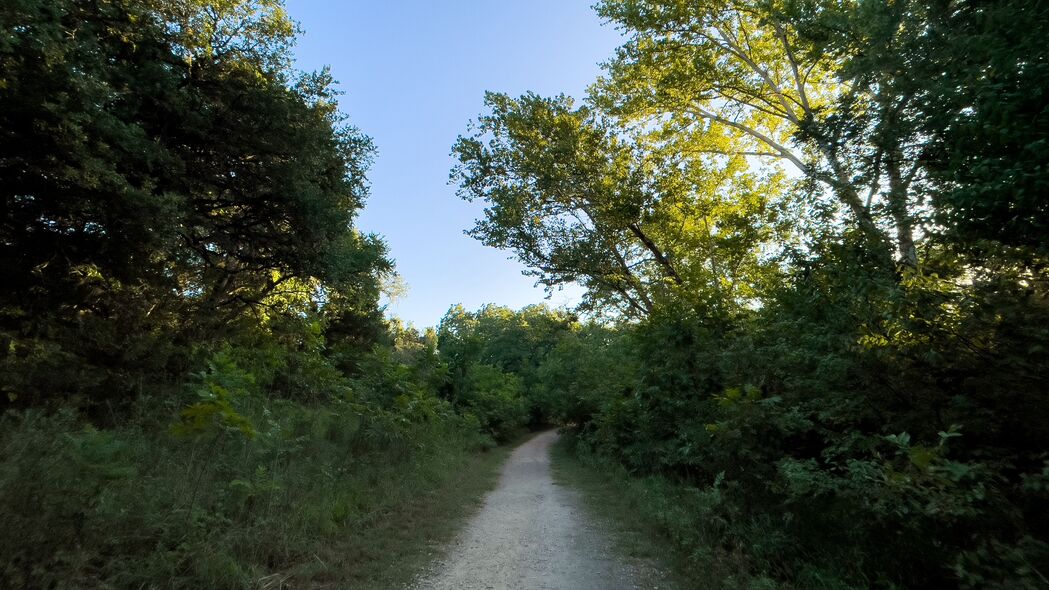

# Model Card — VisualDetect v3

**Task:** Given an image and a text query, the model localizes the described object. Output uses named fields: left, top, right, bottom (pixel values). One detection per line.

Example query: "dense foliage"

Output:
left=436, top=304, right=577, bottom=438
left=454, top=0, right=1049, bottom=587
left=0, top=0, right=390, bottom=411
left=3, top=0, right=1047, bottom=587
left=0, top=1, right=495, bottom=587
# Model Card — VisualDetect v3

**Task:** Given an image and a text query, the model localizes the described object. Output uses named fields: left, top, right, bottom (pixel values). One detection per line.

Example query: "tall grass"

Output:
left=0, top=398, right=498, bottom=589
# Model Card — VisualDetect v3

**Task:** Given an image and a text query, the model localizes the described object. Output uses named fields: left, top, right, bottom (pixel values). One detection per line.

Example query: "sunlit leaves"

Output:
left=453, top=92, right=787, bottom=318
left=157, top=0, right=298, bottom=74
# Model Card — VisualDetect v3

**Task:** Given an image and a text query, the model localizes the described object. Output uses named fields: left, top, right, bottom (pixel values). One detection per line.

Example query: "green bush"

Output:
left=548, top=264, right=1049, bottom=588
left=456, top=363, right=528, bottom=442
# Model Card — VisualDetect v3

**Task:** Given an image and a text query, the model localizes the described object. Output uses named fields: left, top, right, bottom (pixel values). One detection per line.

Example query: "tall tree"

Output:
left=592, top=0, right=927, bottom=266
left=0, top=0, right=389, bottom=407
left=453, top=92, right=786, bottom=319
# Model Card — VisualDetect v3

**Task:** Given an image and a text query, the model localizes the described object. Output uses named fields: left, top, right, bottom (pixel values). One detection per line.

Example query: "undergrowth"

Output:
left=0, top=400, right=503, bottom=589
left=552, top=432, right=859, bottom=590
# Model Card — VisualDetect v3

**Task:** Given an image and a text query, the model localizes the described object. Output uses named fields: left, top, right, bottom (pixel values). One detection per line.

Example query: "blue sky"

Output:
left=286, top=1, right=623, bottom=328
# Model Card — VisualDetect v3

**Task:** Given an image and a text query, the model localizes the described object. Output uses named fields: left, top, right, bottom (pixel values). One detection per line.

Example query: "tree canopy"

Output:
left=0, top=0, right=389, bottom=408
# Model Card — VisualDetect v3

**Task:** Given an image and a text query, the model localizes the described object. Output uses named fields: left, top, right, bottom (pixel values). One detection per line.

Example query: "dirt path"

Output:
left=411, top=430, right=668, bottom=590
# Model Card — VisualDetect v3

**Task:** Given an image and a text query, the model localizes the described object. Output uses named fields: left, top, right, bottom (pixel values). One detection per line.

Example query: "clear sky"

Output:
left=286, top=1, right=623, bottom=328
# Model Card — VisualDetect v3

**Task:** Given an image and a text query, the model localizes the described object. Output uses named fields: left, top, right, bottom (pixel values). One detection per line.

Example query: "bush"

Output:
left=458, top=363, right=528, bottom=441
left=545, top=255, right=1049, bottom=588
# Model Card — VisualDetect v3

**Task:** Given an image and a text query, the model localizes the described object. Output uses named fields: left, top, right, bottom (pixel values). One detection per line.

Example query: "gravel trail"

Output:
left=412, top=430, right=668, bottom=590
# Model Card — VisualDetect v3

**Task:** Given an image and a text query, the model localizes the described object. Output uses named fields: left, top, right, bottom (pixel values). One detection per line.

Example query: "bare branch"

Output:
left=773, top=21, right=812, bottom=115
left=712, top=25, right=800, bottom=123
left=689, top=107, right=808, bottom=173
left=627, top=223, right=683, bottom=286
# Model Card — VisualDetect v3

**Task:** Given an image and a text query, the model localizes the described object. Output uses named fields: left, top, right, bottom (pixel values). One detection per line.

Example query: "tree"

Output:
left=592, top=0, right=927, bottom=267
left=437, top=303, right=577, bottom=425
left=0, top=0, right=389, bottom=407
left=451, top=1, right=1049, bottom=586
left=855, top=0, right=1049, bottom=263
left=453, top=92, right=787, bottom=319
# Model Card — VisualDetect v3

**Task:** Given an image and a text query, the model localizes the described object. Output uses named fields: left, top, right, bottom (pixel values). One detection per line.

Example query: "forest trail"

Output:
left=411, top=430, right=668, bottom=590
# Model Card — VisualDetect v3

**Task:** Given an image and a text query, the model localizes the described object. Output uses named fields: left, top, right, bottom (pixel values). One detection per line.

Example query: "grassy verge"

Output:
left=293, top=433, right=512, bottom=589
left=550, top=432, right=745, bottom=590
left=0, top=401, right=511, bottom=589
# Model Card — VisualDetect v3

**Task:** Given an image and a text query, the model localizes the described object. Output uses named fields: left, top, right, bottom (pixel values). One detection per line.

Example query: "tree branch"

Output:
left=627, top=223, right=683, bottom=286
left=689, top=107, right=808, bottom=173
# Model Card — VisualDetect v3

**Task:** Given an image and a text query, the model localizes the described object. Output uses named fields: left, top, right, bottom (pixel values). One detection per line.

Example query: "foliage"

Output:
left=451, top=0, right=1049, bottom=587
left=0, top=0, right=389, bottom=411
left=3, top=0, right=1048, bottom=587
left=0, top=397, right=492, bottom=589
left=453, top=92, right=789, bottom=318
left=436, top=303, right=577, bottom=437
left=0, top=2, right=517, bottom=588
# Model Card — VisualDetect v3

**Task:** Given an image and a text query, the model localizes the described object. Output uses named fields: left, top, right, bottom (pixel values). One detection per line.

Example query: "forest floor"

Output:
left=410, top=430, right=673, bottom=590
